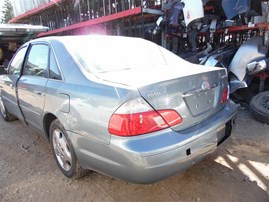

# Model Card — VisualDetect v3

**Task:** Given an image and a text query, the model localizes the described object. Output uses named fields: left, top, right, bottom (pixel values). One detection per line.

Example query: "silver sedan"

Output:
left=0, top=35, right=237, bottom=183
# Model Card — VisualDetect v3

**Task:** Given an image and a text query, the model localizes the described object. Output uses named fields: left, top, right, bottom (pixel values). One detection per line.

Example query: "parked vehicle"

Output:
left=0, top=24, right=49, bottom=74
left=0, top=35, right=237, bottom=183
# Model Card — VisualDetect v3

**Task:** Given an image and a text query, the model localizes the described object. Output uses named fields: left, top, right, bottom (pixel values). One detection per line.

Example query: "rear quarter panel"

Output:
left=43, top=41, right=140, bottom=144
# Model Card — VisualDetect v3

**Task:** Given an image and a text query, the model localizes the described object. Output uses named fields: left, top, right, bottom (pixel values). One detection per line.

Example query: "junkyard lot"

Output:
left=0, top=108, right=268, bottom=202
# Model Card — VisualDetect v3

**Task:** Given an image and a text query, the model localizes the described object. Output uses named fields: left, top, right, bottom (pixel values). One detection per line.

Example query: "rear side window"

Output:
left=9, top=47, right=27, bottom=75
left=49, top=50, right=62, bottom=80
left=23, top=44, right=49, bottom=77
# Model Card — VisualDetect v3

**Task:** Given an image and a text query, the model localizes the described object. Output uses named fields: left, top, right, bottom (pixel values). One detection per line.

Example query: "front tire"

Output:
left=0, top=96, right=17, bottom=122
left=250, top=91, right=269, bottom=124
left=50, top=119, right=89, bottom=179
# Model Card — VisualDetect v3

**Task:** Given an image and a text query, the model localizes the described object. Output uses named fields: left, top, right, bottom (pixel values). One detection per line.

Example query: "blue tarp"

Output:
left=221, top=0, right=261, bottom=20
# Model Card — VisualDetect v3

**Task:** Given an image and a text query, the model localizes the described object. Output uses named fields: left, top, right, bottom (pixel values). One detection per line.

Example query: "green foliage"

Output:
left=1, top=0, right=14, bottom=23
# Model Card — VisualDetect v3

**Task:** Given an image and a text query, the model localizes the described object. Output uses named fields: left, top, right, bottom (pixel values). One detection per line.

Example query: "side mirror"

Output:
left=3, top=61, right=9, bottom=71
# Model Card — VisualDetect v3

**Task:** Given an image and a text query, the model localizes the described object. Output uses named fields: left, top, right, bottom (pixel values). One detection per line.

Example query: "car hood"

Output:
left=229, top=36, right=267, bottom=81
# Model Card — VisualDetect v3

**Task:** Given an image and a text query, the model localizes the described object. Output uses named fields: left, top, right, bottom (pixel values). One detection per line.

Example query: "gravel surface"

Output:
left=0, top=108, right=268, bottom=202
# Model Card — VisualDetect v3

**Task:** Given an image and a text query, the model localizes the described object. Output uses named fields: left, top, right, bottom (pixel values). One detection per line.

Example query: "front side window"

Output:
left=23, top=44, right=49, bottom=77
left=9, top=47, right=27, bottom=75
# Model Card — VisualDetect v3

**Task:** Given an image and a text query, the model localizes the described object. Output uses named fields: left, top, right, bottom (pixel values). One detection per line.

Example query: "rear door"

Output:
left=17, top=43, right=49, bottom=132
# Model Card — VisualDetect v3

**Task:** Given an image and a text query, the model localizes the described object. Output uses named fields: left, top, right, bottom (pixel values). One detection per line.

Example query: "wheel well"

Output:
left=43, top=113, right=57, bottom=141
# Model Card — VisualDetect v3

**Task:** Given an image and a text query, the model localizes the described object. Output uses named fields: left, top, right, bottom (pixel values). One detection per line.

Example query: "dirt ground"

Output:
left=0, top=107, right=268, bottom=202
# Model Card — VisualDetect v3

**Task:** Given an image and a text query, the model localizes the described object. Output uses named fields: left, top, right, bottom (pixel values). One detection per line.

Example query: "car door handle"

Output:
left=35, top=91, right=42, bottom=96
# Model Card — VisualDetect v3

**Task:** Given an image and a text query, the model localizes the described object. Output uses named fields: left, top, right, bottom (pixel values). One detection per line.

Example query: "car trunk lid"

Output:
left=140, top=69, right=228, bottom=131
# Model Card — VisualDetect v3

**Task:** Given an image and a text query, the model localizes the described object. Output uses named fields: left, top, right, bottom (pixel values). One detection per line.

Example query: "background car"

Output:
left=0, top=35, right=237, bottom=183
left=0, top=24, right=49, bottom=74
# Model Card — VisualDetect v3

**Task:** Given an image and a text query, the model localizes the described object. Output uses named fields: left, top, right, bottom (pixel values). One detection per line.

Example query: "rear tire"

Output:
left=0, top=96, right=17, bottom=122
left=250, top=91, right=269, bottom=124
left=50, top=119, right=89, bottom=179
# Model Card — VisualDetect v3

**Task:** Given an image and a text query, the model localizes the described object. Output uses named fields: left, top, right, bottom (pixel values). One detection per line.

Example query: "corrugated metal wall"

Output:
left=11, top=0, right=49, bottom=17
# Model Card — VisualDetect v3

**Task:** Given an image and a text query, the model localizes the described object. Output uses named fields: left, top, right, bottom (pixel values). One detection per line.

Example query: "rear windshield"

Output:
left=65, top=36, right=173, bottom=73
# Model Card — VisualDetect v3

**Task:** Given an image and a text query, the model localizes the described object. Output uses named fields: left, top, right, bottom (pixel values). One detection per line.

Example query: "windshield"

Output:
left=65, top=36, right=168, bottom=73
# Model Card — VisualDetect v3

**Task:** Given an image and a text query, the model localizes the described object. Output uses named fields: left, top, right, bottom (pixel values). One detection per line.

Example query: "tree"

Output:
left=1, top=0, right=14, bottom=23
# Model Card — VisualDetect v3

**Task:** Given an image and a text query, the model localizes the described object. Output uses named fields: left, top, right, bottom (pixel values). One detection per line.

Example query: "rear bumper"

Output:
left=72, top=100, right=237, bottom=184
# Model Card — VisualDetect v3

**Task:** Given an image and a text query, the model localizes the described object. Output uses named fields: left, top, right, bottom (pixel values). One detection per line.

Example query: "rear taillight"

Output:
left=108, top=98, right=182, bottom=137
left=221, top=86, right=229, bottom=104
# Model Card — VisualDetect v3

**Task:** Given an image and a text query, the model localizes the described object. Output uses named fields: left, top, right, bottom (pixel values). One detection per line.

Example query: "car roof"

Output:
left=35, top=34, right=143, bottom=40
left=29, top=35, right=161, bottom=58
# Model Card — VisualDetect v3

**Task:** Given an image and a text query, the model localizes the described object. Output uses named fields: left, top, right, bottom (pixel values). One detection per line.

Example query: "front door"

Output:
left=1, top=46, right=28, bottom=121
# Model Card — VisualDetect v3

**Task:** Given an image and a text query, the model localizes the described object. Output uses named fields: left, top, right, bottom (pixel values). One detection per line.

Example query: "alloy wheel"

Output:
left=52, top=129, right=72, bottom=172
left=0, top=97, right=7, bottom=118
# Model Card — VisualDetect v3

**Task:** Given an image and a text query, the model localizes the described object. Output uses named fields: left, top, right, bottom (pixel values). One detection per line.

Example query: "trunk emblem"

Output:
left=147, top=91, right=161, bottom=98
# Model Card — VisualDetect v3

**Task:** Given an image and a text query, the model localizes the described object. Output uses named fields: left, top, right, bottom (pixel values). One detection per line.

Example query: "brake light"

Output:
left=221, top=86, right=229, bottom=104
left=108, top=98, right=182, bottom=136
